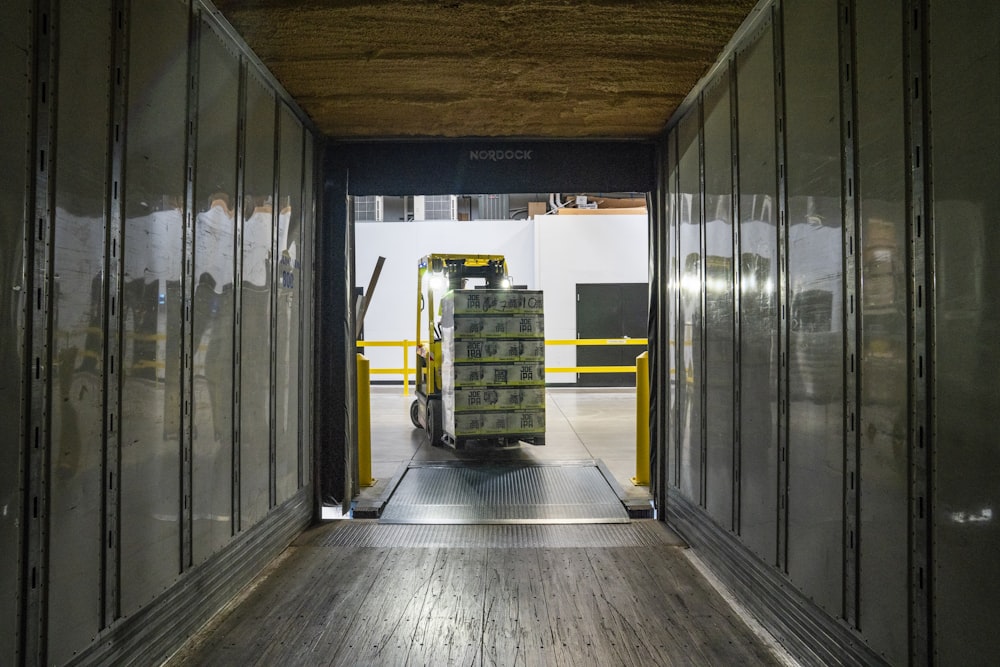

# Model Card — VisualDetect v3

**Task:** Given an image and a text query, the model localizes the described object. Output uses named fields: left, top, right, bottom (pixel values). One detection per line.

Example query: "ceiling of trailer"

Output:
left=211, top=0, right=758, bottom=139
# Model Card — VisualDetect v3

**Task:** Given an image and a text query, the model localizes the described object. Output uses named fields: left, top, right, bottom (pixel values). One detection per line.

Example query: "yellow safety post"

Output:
left=402, top=340, right=410, bottom=396
left=356, top=353, right=375, bottom=487
left=632, top=351, right=650, bottom=486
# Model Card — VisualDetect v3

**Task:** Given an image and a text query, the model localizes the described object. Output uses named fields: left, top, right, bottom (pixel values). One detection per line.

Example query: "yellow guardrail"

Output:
left=354, top=340, right=653, bottom=488
left=356, top=339, right=414, bottom=395
left=545, top=338, right=649, bottom=346
left=355, top=337, right=649, bottom=394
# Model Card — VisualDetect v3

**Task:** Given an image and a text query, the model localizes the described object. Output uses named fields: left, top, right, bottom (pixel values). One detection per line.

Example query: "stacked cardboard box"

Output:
left=441, top=289, right=545, bottom=444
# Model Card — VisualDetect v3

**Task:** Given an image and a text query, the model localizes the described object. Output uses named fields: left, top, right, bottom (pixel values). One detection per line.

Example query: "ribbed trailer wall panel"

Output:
left=0, top=1, right=31, bottom=664
left=855, top=0, right=908, bottom=657
left=192, top=14, right=241, bottom=566
left=701, top=65, right=735, bottom=532
left=782, top=0, right=843, bottom=620
left=928, top=5, right=1000, bottom=662
left=5, top=0, right=999, bottom=665
left=2, top=2, right=318, bottom=664
left=657, top=0, right=1000, bottom=664
left=119, top=0, right=188, bottom=617
left=48, top=2, right=114, bottom=660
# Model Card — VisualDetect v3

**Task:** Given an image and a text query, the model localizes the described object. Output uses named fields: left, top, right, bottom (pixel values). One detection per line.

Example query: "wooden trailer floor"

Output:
left=166, top=520, right=786, bottom=666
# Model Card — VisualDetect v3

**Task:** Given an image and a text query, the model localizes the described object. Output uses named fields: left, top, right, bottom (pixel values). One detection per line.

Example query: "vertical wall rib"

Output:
left=268, top=99, right=280, bottom=510
left=232, top=57, right=247, bottom=533
left=181, top=0, right=200, bottom=572
left=303, top=134, right=317, bottom=501
left=773, top=0, right=790, bottom=572
left=297, top=131, right=308, bottom=491
left=104, top=0, right=129, bottom=627
left=669, top=130, right=681, bottom=490
left=837, top=0, right=861, bottom=627
left=697, top=93, right=709, bottom=509
left=345, top=189, right=358, bottom=510
left=24, top=2, right=56, bottom=663
left=904, top=0, right=932, bottom=662
left=729, top=56, right=742, bottom=536
left=649, top=159, right=665, bottom=513
left=658, top=145, right=669, bottom=514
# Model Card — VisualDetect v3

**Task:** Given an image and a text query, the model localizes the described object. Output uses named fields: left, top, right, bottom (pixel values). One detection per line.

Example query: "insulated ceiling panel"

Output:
left=211, top=0, right=759, bottom=138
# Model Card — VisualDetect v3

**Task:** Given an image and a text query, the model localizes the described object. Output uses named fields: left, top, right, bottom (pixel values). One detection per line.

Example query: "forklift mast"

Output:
left=415, top=254, right=509, bottom=355
left=412, top=253, right=513, bottom=445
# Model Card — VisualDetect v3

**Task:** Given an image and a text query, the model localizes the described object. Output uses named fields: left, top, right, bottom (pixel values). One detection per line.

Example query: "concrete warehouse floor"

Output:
left=354, top=386, right=653, bottom=513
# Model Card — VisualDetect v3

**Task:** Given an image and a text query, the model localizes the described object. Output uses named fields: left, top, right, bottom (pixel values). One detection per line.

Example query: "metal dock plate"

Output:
left=379, top=462, right=630, bottom=525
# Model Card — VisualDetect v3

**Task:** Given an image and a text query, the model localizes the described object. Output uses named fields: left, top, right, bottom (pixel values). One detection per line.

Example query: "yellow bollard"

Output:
left=357, top=353, right=375, bottom=487
left=402, top=340, right=410, bottom=397
left=632, top=351, right=650, bottom=486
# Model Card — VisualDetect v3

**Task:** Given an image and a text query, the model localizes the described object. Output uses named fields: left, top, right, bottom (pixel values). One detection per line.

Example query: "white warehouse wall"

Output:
left=355, top=213, right=648, bottom=383
left=536, top=214, right=649, bottom=382
left=355, top=219, right=536, bottom=377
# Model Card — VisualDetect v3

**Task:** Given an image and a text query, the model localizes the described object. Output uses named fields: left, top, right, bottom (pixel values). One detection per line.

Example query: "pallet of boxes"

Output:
left=440, top=289, right=546, bottom=448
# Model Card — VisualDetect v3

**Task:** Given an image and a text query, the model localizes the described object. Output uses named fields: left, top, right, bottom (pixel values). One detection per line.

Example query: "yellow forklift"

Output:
left=409, top=253, right=546, bottom=448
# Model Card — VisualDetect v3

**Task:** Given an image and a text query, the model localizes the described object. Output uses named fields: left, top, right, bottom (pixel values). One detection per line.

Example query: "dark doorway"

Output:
left=576, top=282, right=647, bottom=387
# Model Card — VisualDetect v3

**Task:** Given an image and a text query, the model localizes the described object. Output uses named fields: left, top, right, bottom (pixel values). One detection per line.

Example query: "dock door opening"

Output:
left=319, top=139, right=659, bottom=518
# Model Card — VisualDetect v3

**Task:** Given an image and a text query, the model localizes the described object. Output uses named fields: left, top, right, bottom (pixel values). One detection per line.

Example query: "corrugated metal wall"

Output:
left=927, top=4, right=1000, bottom=661
left=1, top=1, right=317, bottom=664
left=5, top=0, right=997, bottom=664
left=0, top=1, right=32, bottom=664
left=655, top=1, right=1000, bottom=664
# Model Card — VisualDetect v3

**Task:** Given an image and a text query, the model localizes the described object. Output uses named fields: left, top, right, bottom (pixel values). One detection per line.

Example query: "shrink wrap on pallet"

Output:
left=441, top=289, right=545, bottom=443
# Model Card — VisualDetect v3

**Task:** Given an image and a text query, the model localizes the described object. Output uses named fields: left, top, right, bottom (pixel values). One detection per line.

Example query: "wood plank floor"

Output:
left=167, top=520, right=784, bottom=666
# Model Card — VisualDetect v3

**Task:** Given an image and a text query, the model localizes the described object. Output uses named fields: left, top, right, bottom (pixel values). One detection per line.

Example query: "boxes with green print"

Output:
left=452, top=410, right=546, bottom=437
left=452, top=362, right=545, bottom=386
left=452, top=386, right=546, bottom=412
left=450, top=339, right=545, bottom=363
left=451, top=314, right=544, bottom=338
left=445, top=289, right=544, bottom=316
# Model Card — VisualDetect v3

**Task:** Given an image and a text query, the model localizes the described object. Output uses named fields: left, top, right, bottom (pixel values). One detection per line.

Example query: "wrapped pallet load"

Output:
left=440, top=289, right=545, bottom=446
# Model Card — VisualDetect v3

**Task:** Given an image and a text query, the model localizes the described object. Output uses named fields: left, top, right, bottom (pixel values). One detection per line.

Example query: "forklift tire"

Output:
left=409, top=400, right=421, bottom=428
left=427, top=399, right=444, bottom=447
